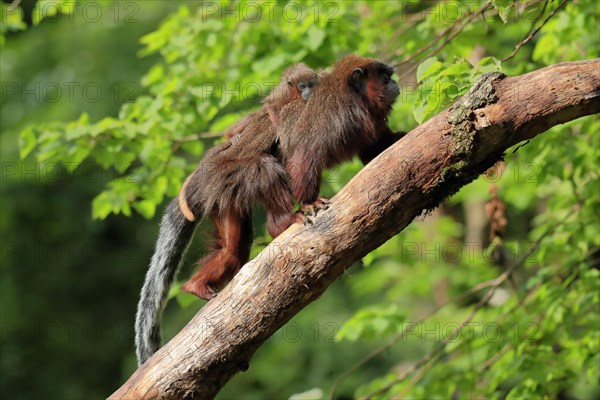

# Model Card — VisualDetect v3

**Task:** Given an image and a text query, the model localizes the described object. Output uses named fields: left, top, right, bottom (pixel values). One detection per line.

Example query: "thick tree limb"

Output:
left=110, top=59, right=599, bottom=399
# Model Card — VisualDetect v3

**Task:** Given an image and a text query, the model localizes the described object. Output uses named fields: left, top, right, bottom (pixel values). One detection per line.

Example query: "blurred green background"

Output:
left=1, top=1, right=598, bottom=399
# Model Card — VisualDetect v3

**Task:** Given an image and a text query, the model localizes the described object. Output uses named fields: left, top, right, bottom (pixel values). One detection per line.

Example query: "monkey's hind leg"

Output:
left=181, top=210, right=252, bottom=300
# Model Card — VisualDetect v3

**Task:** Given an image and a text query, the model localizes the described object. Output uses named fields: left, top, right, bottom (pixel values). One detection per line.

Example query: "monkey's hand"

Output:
left=292, top=210, right=313, bottom=226
left=300, top=197, right=331, bottom=217
left=292, top=197, right=331, bottom=226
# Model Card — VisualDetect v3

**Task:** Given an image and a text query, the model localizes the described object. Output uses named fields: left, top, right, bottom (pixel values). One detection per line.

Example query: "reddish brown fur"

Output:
left=223, top=113, right=255, bottom=140
left=179, top=63, right=318, bottom=223
left=181, top=210, right=252, bottom=299
left=178, top=64, right=319, bottom=300
left=276, top=54, right=403, bottom=206
left=220, top=63, right=318, bottom=141
left=178, top=114, right=292, bottom=300
left=178, top=55, right=406, bottom=301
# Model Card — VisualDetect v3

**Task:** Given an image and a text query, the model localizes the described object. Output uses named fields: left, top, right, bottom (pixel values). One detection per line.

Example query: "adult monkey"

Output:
left=135, top=63, right=318, bottom=365
left=276, top=54, right=404, bottom=213
left=135, top=55, right=404, bottom=366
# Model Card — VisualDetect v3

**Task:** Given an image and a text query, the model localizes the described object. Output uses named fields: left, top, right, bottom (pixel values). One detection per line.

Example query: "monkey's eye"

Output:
left=378, top=67, right=393, bottom=83
left=287, top=78, right=293, bottom=87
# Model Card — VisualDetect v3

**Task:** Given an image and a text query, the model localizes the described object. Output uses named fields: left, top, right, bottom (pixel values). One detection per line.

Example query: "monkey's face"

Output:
left=297, top=79, right=318, bottom=100
left=376, top=63, right=400, bottom=103
left=348, top=61, right=399, bottom=113
left=287, top=72, right=319, bottom=101
left=281, top=62, right=319, bottom=102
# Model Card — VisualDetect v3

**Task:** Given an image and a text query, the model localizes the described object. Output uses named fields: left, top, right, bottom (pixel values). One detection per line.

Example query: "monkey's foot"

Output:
left=181, top=280, right=217, bottom=301
left=300, top=197, right=331, bottom=217
left=292, top=211, right=313, bottom=226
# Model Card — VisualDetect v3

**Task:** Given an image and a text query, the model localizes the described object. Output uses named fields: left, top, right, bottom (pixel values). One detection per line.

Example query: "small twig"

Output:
left=393, top=1, right=494, bottom=66
left=512, top=140, right=530, bottom=153
left=528, top=0, right=549, bottom=32
left=480, top=343, right=512, bottom=372
left=8, top=0, right=22, bottom=11
left=567, top=172, right=585, bottom=207
left=393, top=11, right=467, bottom=64
left=396, top=2, right=493, bottom=82
left=394, top=352, right=440, bottom=399
left=383, top=2, right=438, bottom=57
left=501, top=0, right=568, bottom=62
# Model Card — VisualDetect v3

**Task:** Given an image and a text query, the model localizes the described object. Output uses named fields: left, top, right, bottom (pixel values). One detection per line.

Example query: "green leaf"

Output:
left=92, top=192, right=113, bottom=220
left=19, top=126, right=37, bottom=159
left=134, top=199, right=157, bottom=219
left=413, top=103, right=427, bottom=124
left=475, top=57, right=502, bottom=75
left=181, top=140, right=204, bottom=156
left=1, top=3, right=26, bottom=33
left=64, top=145, right=91, bottom=165
left=142, top=64, right=165, bottom=87
left=252, top=53, right=287, bottom=75
left=289, top=388, right=324, bottom=400
left=91, top=117, right=125, bottom=138
left=32, top=0, right=76, bottom=26
left=492, top=0, right=514, bottom=24
left=416, top=57, right=441, bottom=82
left=336, top=304, right=405, bottom=342
left=438, top=61, right=471, bottom=78
left=306, top=26, right=326, bottom=51
left=154, top=176, right=168, bottom=197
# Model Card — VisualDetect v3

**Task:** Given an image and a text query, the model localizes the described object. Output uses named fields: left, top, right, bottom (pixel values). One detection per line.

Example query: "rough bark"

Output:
left=110, top=59, right=600, bottom=399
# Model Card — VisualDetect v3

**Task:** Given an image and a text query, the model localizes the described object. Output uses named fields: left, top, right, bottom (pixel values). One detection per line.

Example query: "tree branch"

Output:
left=110, top=59, right=600, bottom=400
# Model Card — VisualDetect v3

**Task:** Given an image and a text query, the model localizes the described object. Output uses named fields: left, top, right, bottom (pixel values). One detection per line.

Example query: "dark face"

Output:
left=348, top=61, right=399, bottom=110
left=375, top=62, right=400, bottom=101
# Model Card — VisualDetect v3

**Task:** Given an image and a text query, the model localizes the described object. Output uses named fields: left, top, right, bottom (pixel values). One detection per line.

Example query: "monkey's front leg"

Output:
left=285, top=149, right=329, bottom=225
left=359, top=129, right=407, bottom=165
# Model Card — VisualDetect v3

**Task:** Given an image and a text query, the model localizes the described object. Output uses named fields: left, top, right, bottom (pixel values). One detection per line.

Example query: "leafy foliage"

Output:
left=0, top=2, right=26, bottom=46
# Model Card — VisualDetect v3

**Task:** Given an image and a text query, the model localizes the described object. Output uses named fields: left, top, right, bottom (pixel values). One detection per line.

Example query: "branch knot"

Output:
left=448, top=72, right=506, bottom=158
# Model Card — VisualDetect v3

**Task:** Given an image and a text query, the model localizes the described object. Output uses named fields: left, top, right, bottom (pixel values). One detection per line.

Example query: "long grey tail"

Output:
left=135, top=198, right=196, bottom=366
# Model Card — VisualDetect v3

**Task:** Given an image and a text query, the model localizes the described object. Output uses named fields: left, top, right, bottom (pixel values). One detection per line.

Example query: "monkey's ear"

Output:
left=348, top=68, right=365, bottom=92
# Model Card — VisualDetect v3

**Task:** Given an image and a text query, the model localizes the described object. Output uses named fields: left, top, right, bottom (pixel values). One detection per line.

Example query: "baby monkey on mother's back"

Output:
left=135, top=55, right=403, bottom=366
left=135, top=63, right=319, bottom=365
